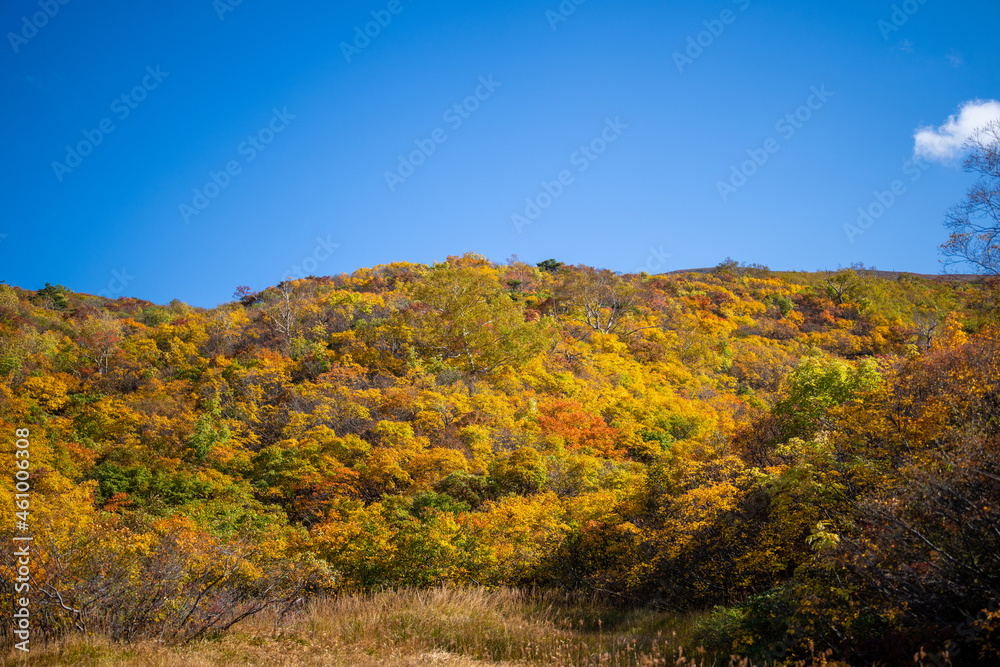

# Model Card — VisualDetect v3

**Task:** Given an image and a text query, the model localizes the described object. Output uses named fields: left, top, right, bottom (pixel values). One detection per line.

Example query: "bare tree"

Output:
left=261, top=281, right=299, bottom=349
left=911, top=309, right=942, bottom=350
left=941, top=119, right=1000, bottom=275
left=559, top=267, right=646, bottom=335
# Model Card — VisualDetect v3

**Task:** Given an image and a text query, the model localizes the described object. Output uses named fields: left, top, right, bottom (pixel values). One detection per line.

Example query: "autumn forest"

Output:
left=1, top=255, right=998, bottom=665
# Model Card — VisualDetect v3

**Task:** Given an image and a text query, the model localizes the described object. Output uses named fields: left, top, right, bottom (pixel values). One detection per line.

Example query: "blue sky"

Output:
left=1, top=0, right=998, bottom=307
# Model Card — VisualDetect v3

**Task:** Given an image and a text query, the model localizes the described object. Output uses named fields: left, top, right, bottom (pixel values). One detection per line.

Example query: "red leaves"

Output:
left=538, top=399, right=621, bottom=458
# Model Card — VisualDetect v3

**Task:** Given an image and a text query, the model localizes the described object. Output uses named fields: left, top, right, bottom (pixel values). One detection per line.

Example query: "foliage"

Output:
left=0, top=257, right=995, bottom=663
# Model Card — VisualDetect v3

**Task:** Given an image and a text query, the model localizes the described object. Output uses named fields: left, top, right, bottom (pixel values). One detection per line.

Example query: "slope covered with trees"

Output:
left=2, top=256, right=998, bottom=664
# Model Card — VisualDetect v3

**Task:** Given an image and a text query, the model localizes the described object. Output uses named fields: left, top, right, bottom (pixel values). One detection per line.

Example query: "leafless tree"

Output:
left=942, top=119, right=1000, bottom=275
left=0, top=521, right=320, bottom=646
left=912, top=309, right=942, bottom=350
left=559, top=267, right=647, bottom=335
left=261, top=281, right=299, bottom=349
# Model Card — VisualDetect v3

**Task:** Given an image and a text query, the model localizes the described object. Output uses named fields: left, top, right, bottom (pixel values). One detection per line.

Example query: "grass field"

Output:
left=2, top=588, right=847, bottom=667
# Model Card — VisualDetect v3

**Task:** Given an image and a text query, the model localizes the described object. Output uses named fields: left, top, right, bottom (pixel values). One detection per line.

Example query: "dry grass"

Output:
left=1, top=587, right=841, bottom=667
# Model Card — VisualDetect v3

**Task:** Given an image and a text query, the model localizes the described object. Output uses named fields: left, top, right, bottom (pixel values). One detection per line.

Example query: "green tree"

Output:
left=33, top=282, right=71, bottom=310
left=408, top=262, right=551, bottom=375
left=773, top=355, right=882, bottom=439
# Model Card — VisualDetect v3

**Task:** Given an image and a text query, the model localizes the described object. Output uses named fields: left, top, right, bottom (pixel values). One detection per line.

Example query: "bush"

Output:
left=692, top=589, right=794, bottom=659
left=435, top=471, right=497, bottom=510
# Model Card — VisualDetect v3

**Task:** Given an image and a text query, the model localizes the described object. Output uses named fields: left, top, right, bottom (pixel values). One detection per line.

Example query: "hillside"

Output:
left=1, top=255, right=998, bottom=664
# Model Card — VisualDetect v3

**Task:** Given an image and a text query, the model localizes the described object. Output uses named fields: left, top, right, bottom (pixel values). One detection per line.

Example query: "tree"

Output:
left=824, top=269, right=857, bottom=305
left=75, top=313, right=124, bottom=375
left=941, top=119, right=1000, bottom=274
left=233, top=285, right=259, bottom=306
left=260, top=281, right=300, bottom=349
left=559, top=267, right=645, bottom=335
left=33, top=283, right=71, bottom=310
left=408, top=262, right=550, bottom=375
left=772, top=354, right=882, bottom=440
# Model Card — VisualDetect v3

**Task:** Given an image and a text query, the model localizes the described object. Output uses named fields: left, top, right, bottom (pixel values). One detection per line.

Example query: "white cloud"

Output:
left=913, top=99, right=1000, bottom=162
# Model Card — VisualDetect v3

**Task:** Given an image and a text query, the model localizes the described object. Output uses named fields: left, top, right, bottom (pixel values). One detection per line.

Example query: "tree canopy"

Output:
left=1, top=257, right=997, bottom=662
